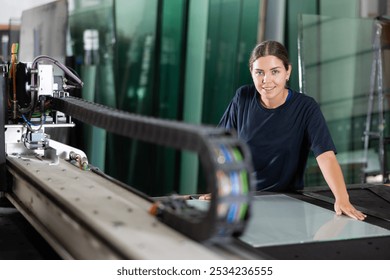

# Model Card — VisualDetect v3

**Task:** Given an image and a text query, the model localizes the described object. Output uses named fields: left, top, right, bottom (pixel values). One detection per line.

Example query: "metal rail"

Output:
left=5, top=154, right=224, bottom=259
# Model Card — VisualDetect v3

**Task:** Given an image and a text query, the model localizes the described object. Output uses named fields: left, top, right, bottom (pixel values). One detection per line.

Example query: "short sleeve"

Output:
left=218, top=90, right=240, bottom=129
left=306, top=101, right=337, bottom=157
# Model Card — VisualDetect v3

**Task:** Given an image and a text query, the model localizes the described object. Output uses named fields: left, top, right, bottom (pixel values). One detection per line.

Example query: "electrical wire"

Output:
left=20, top=55, right=84, bottom=115
left=31, top=55, right=83, bottom=87
left=22, top=113, right=45, bottom=132
left=217, top=143, right=250, bottom=225
left=8, top=43, right=18, bottom=114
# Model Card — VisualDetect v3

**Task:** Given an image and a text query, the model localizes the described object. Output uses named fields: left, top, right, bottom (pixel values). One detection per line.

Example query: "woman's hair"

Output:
left=249, top=40, right=290, bottom=71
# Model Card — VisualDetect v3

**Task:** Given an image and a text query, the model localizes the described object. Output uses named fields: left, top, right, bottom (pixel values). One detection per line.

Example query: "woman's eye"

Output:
left=271, top=70, right=279, bottom=75
left=256, top=71, right=264, bottom=76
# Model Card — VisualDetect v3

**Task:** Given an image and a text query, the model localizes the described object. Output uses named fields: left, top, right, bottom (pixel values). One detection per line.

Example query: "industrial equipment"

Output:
left=1, top=0, right=390, bottom=262
left=1, top=47, right=390, bottom=260
left=0, top=50, right=260, bottom=259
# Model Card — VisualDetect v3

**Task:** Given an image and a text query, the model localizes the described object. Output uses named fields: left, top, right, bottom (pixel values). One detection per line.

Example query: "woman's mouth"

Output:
left=262, top=87, right=275, bottom=92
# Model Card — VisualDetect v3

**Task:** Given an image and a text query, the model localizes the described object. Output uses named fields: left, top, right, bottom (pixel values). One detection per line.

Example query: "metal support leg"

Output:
left=362, top=29, right=378, bottom=182
left=362, top=21, right=389, bottom=183
left=375, top=24, right=388, bottom=183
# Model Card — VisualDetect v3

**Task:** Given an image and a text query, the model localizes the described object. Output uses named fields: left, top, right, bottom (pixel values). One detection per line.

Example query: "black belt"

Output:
left=50, top=96, right=254, bottom=242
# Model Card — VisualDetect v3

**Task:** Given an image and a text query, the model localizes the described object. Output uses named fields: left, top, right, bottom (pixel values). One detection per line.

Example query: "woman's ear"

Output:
left=288, top=64, right=292, bottom=75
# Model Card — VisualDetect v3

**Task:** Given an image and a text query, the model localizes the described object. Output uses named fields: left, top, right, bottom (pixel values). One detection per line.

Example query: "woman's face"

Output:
left=250, top=55, right=291, bottom=108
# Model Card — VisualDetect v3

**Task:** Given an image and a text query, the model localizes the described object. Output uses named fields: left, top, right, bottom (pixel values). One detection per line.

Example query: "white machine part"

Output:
left=37, top=64, right=54, bottom=97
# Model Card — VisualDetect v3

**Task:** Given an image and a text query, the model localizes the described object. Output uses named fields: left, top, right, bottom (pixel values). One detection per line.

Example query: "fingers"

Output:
left=342, top=208, right=367, bottom=221
left=199, top=193, right=212, bottom=200
left=348, top=210, right=367, bottom=221
left=335, top=204, right=367, bottom=220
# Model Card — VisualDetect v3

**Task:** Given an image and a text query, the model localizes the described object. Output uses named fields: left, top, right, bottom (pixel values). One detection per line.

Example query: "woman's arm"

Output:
left=316, top=151, right=366, bottom=220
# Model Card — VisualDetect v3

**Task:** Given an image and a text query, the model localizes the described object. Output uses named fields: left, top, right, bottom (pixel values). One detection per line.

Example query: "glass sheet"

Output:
left=187, top=194, right=390, bottom=247
left=298, top=15, right=384, bottom=186
left=202, top=0, right=260, bottom=125
left=19, top=0, right=68, bottom=62
left=68, top=0, right=115, bottom=172
left=239, top=194, right=390, bottom=247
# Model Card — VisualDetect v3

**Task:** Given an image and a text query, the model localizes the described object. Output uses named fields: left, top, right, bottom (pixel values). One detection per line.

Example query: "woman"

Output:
left=215, top=40, right=366, bottom=221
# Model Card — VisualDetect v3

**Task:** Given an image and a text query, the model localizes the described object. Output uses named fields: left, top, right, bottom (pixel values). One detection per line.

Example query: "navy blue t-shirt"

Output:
left=218, top=84, right=336, bottom=192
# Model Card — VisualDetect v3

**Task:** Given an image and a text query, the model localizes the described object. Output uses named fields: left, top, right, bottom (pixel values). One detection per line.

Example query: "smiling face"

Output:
left=251, top=55, right=291, bottom=109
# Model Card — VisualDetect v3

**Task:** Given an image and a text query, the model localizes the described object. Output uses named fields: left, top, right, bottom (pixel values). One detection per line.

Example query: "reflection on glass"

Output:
left=239, top=195, right=390, bottom=248
left=69, top=0, right=115, bottom=172
left=297, top=15, right=390, bottom=186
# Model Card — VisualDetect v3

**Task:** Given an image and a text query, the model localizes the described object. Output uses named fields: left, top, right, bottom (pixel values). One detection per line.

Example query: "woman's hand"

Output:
left=334, top=198, right=367, bottom=221
left=316, top=151, right=367, bottom=221
left=198, top=193, right=212, bottom=200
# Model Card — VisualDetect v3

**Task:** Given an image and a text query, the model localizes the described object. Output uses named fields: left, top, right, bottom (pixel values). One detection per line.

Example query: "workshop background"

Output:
left=1, top=0, right=389, bottom=197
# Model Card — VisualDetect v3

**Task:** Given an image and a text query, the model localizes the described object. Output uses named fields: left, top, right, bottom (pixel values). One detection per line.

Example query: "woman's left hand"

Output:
left=334, top=199, right=367, bottom=221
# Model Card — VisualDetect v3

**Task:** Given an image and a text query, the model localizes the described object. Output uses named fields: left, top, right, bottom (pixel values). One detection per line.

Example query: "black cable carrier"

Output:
left=50, top=96, right=255, bottom=242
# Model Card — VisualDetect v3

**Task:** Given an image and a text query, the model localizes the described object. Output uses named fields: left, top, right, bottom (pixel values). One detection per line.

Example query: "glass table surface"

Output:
left=187, top=194, right=390, bottom=247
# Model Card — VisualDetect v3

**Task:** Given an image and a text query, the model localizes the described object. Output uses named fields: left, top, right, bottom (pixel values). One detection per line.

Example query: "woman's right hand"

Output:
left=198, top=193, right=212, bottom=200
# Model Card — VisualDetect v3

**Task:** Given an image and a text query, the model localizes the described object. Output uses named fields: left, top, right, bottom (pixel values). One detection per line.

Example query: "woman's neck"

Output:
left=260, top=88, right=289, bottom=109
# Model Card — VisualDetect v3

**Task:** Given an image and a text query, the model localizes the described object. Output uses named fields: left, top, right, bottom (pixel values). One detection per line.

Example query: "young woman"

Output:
left=216, top=40, right=366, bottom=221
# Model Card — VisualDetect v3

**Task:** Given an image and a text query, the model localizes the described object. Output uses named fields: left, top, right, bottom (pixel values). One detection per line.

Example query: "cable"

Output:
left=20, top=55, right=84, bottom=115
left=31, top=55, right=83, bottom=87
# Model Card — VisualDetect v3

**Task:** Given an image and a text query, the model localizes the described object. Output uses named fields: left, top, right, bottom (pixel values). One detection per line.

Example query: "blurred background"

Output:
left=1, top=0, right=389, bottom=197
